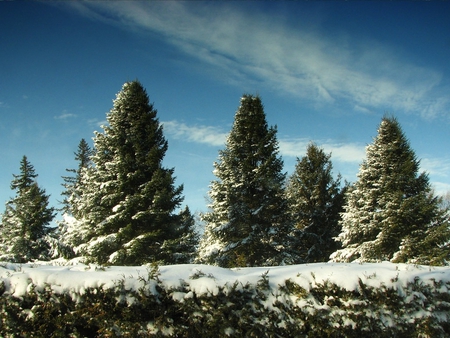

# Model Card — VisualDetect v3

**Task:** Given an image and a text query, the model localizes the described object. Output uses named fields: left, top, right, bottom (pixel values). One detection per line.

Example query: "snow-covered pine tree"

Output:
left=197, top=95, right=291, bottom=267
left=56, top=139, right=94, bottom=258
left=331, top=116, right=450, bottom=265
left=286, top=143, right=346, bottom=263
left=392, top=191, right=450, bottom=265
left=60, top=138, right=93, bottom=216
left=0, top=156, right=55, bottom=262
left=72, top=81, right=193, bottom=265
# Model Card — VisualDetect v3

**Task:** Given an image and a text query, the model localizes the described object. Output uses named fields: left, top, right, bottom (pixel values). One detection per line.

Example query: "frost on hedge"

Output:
left=1, top=262, right=450, bottom=336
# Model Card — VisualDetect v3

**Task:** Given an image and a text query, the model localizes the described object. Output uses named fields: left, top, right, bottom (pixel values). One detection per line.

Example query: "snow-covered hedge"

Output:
left=1, top=262, right=449, bottom=337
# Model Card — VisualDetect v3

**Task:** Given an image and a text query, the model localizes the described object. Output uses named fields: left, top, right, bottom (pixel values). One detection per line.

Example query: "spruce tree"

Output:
left=198, top=95, right=291, bottom=267
left=286, top=143, right=345, bottom=263
left=57, top=139, right=94, bottom=258
left=331, top=116, right=450, bottom=265
left=60, top=138, right=93, bottom=216
left=159, top=206, right=199, bottom=264
left=72, top=81, right=193, bottom=265
left=0, top=156, right=55, bottom=262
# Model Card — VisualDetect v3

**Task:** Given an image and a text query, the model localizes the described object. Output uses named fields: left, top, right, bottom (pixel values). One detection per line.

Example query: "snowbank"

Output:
left=1, top=262, right=449, bottom=337
left=1, top=261, right=448, bottom=298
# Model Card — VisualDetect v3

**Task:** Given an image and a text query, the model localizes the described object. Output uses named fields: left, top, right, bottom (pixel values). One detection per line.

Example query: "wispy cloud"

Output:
left=162, top=120, right=450, bottom=194
left=162, top=120, right=228, bottom=147
left=431, top=181, right=450, bottom=196
left=421, top=157, right=450, bottom=178
left=279, top=138, right=366, bottom=164
left=65, top=2, right=448, bottom=119
left=319, top=142, right=366, bottom=164
left=421, top=158, right=450, bottom=195
left=87, top=118, right=108, bottom=129
left=54, top=112, right=77, bottom=120
left=163, top=119, right=365, bottom=165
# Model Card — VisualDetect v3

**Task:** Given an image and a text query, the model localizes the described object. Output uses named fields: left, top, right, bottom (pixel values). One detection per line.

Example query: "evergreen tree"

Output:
left=198, top=95, right=291, bottom=267
left=0, top=156, right=55, bottom=262
left=331, top=116, right=450, bottom=265
left=57, top=139, right=94, bottom=258
left=160, top=206, right=199, bottom=264
left=286, top=143, right=345, bottom=263
left=71, top=81, right=192, bottom=265
left=60, top=138, right=93, bottom=216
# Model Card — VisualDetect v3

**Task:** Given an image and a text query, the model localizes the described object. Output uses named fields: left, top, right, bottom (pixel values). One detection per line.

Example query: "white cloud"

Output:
left=320, top=142, right=366, bottom=164
left=278, top=139, right=310, bottom=158
left=414, top=156, right=450, bottom=196
left=279, top=138, right=365, bottom=164
left=54, top=112, right=77, bottom=120
left=420, top=157, right=450, bottom=179
left=163, top=120, right=365, bottom=165
left=162, top=120, right=228, bottom=147
left=431, top=181, right=450, bottom=196
left=87, top=118, right=108, bottom=129
left=66, top=2, right=448, bottom=119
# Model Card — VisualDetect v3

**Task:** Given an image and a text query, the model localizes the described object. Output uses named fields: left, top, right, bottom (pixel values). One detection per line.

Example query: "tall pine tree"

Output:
left=331, top=116, right=450, bottom=265
left=0, top=156, right=55, bottom=262
left=286, top=143, right=345, bottom=263
left=71, top=81, right=195, bottom=265
left=197, top=95, right=291, bottom=267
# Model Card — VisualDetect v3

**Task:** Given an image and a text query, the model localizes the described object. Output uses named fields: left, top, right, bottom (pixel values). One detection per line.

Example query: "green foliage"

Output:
left=159, top=207, right=200, bottom=264
left=199, top=94, right=291, bottom=267
left=333, top=116, right=450, bottom=264
left=286, top=143, right=346, bottom=263
left=60, top=138, right=93, bottom=216
left=1, top=267, right=449, bottom=337
left=66, top=81, right=194, bottom=265
left=0, top=156, right=55, bottom=262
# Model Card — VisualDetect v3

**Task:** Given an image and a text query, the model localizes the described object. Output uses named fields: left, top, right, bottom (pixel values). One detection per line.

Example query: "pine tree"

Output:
left=60, top=138, right=93, bottom=216
left=198, top=95, right=291, bottom=267
left=72, top=81, right=192, bottom=265
left=286, top=143, right=346, bottom=263
left=159, top=206, right=199, bottom=264
left=331, top=116, right=450, bottom=265
left=0, top=156, right=55, bottom=262
left=57, top=139, right=94, bottom=258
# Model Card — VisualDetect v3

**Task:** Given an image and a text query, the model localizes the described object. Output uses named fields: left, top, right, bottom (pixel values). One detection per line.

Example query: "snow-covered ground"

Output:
left=1, top=261, right=449, bottom=299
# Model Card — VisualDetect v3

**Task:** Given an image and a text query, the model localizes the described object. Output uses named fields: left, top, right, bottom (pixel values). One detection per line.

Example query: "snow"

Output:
left=1, top=261, right=449, bottom=301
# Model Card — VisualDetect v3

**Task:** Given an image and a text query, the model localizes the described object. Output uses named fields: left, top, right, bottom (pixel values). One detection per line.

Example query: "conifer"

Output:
left=0, top=156, right=55, bottom=262
left=286, top=143, right=345, bottom=263
left=331, top=116, right=450, bottom=264
left=60, top=138, right=93, bottom=216
left=198, top=95, right=291, bottom=267
left=72, top=81, right=192, bottom=265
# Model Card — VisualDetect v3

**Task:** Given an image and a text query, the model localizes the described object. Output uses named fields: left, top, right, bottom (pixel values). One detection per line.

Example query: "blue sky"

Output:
left=1, top=1, right=450, bottom=218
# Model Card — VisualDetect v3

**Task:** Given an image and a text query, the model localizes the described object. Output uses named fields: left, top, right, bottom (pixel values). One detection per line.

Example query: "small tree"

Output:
left=0, top=156, right=55, bottom=262
left=331, top=116, right=450, bottom=265
left=198, top=94, right=291, bottom=267
left=286, top=143, right=346, bottom=263
left=160, top=206, right=199, bottom=264
left=60, top=138, right=93, bottom=216
left=57, top=139, right=94, bottom=259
